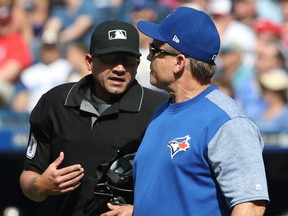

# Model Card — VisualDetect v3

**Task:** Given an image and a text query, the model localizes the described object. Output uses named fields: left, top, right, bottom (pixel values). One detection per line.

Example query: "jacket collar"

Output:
left=64, top=74, right=144, bottom=113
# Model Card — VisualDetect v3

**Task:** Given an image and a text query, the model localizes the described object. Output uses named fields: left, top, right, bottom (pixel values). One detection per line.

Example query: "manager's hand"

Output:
left=100, top=203, right=133, bottom=216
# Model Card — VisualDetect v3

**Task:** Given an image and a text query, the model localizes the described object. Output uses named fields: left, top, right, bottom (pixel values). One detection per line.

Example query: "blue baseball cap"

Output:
left=137, top=7, right=220, bottom=63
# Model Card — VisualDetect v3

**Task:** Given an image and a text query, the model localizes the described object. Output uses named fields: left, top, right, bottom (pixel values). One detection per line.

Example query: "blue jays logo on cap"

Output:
left=137, top=7, right=220, bottom=63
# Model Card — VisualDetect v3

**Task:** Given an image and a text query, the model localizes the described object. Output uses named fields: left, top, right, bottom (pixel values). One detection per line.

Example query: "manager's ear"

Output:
left=173, top=54, right=187, bottom=74
left=85, top=54, right=93, bottom=71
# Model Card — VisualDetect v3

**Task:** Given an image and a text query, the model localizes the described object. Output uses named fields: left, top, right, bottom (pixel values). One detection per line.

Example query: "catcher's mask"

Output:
left=93, top=153, right=135, bottom=205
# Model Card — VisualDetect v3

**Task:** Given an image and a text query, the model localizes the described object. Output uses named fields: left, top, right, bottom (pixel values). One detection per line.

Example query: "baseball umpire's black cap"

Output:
left=90, top=20, right=141, bottom=56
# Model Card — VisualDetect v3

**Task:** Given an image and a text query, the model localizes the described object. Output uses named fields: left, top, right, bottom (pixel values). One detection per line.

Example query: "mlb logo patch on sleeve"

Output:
left=26, top=133, right=37, bottom=159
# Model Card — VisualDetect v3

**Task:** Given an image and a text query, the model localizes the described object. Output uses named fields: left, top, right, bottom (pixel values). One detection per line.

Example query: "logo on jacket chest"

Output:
left=168, top=135, right=191, bottom=159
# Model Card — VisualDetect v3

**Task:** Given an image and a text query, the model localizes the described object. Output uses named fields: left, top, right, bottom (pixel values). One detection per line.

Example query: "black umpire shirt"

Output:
left=23, top=74, right=168, bottom=216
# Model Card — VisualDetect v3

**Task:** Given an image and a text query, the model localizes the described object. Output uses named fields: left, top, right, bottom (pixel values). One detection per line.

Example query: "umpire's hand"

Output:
left=20, top=152, right=84, bottom=202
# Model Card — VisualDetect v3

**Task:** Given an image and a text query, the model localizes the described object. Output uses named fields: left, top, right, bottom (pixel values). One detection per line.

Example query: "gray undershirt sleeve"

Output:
left=208, top=117, right=269, bottom=208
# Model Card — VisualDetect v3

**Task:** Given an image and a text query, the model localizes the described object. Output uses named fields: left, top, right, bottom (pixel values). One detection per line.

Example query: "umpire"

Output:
left=19, top=20, right=168, bottom=216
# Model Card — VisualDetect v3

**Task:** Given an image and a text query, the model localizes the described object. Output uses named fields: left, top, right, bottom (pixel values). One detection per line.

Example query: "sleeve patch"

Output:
left=26, top=133, right=37, bottom=159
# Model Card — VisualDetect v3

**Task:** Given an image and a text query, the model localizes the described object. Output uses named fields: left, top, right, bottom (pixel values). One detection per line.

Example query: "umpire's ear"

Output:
left=85, top=54, right=93, bottom=71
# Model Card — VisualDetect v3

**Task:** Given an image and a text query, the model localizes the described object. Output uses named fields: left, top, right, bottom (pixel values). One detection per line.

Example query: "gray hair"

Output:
left=188, top=58, right=216, bottom=85
left=164, top=43, right=217, bottom=85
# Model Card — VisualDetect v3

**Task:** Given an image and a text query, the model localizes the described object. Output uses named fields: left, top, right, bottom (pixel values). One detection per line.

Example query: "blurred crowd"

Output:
left=0, top=0, right=288, bottom=135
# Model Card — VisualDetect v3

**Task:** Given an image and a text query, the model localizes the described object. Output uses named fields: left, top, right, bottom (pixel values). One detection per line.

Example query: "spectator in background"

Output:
left=22, top=0, right=50, bottom=37
left=207, top=0, right=257, bottom=67
left=132, top=1, right=166, bottom=92
left=0, top=0, right=33, bottom=44
left=243, top=40, right=287, bottom=120
left=256, top=0, right=283, bottom=23
left=158, top=0, right=180, bottom=10
left=93, top=0, right=131, bottom=23
left=212, top=76, right=235, bottom=99
left=65, top=42, right=90, bottom=82
left=254, top=41, right=287, bottom=75
left=0, top=6, right=32, bottom=108
left=129, top=0, right=171, bottom=23
left=23, top=0, right=51, bottom=62
left=232, top=0, right=258, bottom=28
left=12, top=31, right=72, bottom=113
left=43, top=0, right=95, bottom=50
left=253, top=18, right=282, bottom=55
left=279, top=0, right=288, bottom=60
left=215, top=42, right=264, bottom=116
left=254, top=68, right=288, bottom=133
left=179, top=0, right=210, bottom=11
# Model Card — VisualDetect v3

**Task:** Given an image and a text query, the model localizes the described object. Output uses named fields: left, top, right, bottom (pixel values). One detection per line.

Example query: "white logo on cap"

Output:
left=173, top=35, right=180, bottom=43
left=108, top=30, right=127, bottom=40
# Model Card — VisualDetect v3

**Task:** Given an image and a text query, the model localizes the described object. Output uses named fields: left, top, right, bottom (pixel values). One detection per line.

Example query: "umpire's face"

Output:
left=85, top=52, right=140, bottom=102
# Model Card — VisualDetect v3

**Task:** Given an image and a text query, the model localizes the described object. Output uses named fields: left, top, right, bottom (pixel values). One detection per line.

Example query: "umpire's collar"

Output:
left=64, top=74, right=144, bottom=113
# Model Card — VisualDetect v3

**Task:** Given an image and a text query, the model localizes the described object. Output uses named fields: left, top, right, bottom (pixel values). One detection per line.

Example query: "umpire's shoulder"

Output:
left=36, top=82, right=76, bottom=107
left=30, top=82, right=76, bottom=122
left=142, top=87, right=169, bottom=108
